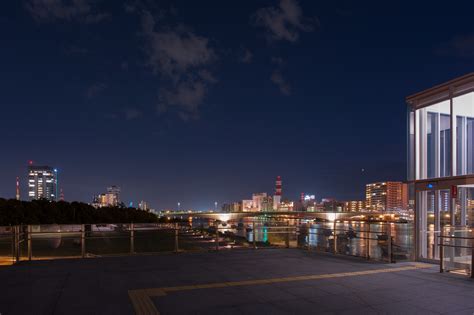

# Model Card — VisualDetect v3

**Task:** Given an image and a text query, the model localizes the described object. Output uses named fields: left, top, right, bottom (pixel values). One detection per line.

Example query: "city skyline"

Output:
left=1, top=1, right=473, bottom=209
left=15, top=160, right=409, bottom=212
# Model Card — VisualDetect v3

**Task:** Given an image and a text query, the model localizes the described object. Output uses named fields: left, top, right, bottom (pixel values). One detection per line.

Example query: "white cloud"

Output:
left=141, top=10, right=217, bottom=120
left=64, top=45, right=89, bottom=55
left=271, top=70, right=291, bottom=95
left=125, top=108, right=142, bottom=120
left=143, top=25, right=215, bottom=78
left=25, top=0, right=108, bottom=23
left=85, top=82, right=107, bottom=99
left=160, top=79, right=206, bottom=113
left=254, top=0, right=314, bottom=42
left=271, top=56, right=284, bottom=65
left=240, top=48, right=253, bottom=63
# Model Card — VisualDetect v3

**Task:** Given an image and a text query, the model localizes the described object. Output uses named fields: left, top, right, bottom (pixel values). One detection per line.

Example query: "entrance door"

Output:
left=417, top=189, right=450, bottom=260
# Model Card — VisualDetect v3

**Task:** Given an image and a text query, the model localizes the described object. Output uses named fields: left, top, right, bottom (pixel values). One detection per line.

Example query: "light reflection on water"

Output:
left=191, top=216, right=413, bottom=260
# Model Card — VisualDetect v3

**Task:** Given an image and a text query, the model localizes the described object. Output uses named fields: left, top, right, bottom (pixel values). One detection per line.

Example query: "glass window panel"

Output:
left=454, top=93, right=474, bottom=176
left=416, top=100, right=451, bottom=179
left=408, top=108, right=415, bottom=181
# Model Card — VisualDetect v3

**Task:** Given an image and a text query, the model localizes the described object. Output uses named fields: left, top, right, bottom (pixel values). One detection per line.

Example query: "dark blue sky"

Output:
left=1, top=0, right=473, bottom=210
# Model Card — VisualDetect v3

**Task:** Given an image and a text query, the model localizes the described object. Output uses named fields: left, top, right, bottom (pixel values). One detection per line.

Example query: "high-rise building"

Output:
left=261, top=196, right=273, bottom=212
left=344, top=200, right=366, bottom=212
left=138, top=200, right=149, bottom=211
left=16, top=176, right=20, bottom=200
left=252, top=193, right=267, bottom=211
left=28, top=165, right=57, bottom=201
left=321, top=198, right=344, bottom=212
left=365, top=182, right=407, bottom=212
left=91, top=186, right=121, bottom=208
left=106, top=186, right=121, bottom=207
left=222, top=202, right=242, bottom=212
left=242, top=199, right=254, bottom=212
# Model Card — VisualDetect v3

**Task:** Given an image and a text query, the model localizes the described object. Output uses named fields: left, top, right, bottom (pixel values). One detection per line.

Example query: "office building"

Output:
left=28, top=165, right=57, bottom=201
left=242, top=199, right=254, bottom=212
left=365, top=182, right=407, bottom=212
left=321, top=198, right=344, bottom=212
left=252, top=193, right=267, bottom=211
left=138, top=200, right=149, bottom=211
left=92, top=185, right=121, bottom=208
left=407, top=73, right=474, bottom=260
left=278, top=200, right=294, bottom=211
left=105, top=186, right=120, bottom=207
left=345, top=200, right=366, bottom=212
left=92, top=194, right=107, bottom=208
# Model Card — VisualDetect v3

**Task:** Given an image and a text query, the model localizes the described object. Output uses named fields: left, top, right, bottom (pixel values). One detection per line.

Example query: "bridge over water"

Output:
left=163, top=211, right=407, bottom=222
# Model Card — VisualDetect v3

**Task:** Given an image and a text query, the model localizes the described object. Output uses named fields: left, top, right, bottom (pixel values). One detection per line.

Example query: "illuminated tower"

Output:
left=60, top=188, right=64, bottom=201
left=273, top=176, right=282, bottom=211
left=16, top=177, right=20, bottom=200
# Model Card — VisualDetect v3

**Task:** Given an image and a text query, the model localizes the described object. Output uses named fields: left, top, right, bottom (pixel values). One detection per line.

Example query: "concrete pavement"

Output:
left=1, top=249, right=474, bottom=314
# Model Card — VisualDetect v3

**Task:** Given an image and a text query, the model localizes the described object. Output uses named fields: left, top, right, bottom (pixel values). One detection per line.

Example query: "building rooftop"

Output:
left=406, top=72, right=474, bottom=109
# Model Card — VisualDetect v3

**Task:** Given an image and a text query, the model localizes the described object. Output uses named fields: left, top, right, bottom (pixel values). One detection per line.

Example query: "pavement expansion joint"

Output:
left=128, top=263, right=433, bottom=315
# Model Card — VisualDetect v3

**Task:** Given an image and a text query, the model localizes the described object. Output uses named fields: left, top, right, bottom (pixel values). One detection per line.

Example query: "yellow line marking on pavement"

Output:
left=128, top=263, right=433, bottom=315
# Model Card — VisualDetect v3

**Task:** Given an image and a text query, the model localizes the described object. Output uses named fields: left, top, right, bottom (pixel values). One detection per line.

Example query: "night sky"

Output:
left=1, top=0, right=474, bottom=210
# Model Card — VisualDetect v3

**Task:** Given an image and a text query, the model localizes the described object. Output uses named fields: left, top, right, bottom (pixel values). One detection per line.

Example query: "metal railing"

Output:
left=299, top=223, right=396, bottom=263
left=438, top=233, right=474, bottom=278
left=0, top=220, right=404, bottom=264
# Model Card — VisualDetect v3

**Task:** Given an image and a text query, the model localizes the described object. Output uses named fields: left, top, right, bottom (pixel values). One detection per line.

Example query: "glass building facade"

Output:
left=407, top=73, right=474, bottom=261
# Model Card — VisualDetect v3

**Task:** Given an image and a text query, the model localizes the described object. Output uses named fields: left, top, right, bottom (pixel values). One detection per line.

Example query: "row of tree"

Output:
left=0, top=198, right=158, bottom=225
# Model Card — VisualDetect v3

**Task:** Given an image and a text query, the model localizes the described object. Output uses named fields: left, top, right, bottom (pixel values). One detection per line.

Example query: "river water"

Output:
left=190, top=216, right=414, bottom=261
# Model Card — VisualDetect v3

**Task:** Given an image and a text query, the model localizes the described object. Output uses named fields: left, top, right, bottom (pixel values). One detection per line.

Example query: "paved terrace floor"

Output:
left=1, top=249, right=474, bottom=314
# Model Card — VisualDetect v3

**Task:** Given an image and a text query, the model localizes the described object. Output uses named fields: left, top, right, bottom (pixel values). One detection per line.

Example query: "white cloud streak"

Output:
left=25, top=0, right=108, bottom=23
left=141, top=10, right=217, bottom=120
left=271, top=70, right=291, bottom=95
left=254, top=0, right=314, bottom=42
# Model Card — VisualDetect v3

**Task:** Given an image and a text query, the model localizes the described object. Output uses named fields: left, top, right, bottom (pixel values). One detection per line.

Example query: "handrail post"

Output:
left=252, top=221, right=257, bottom=249
left=471, top=246, right=474, bottom=279
left=11, top=226, right=16, bottom=264
left=366, top=224, right=371, bottom=260
left=81, top=224, right=85, bottom=258
left=439, top=235, right=444, bottom=273
left=174, top=222, right=179, bottom=253
left=130, top=223, right=134, bottom=254
left=388, top=223, right=392, bottom=263
left=27, top=225, right=32, bottom=261
left=333, top=219, right=337, bottom=254
left=215, top=221, right=219, bottom=251
left=16, top=226, right=20, bottom=262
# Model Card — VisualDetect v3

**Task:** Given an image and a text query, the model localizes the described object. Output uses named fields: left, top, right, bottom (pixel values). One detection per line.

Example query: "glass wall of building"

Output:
left=417, top=189, right=451, bottom=260
left=410, top=75, right=474, bottom=262
left=453, top=93, right=474, bottom=176
left=417, top=185, right=474, bottom=260
left=408, top=108, right=415, bottom=181
left=415, top=100, right=451, bottom=180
